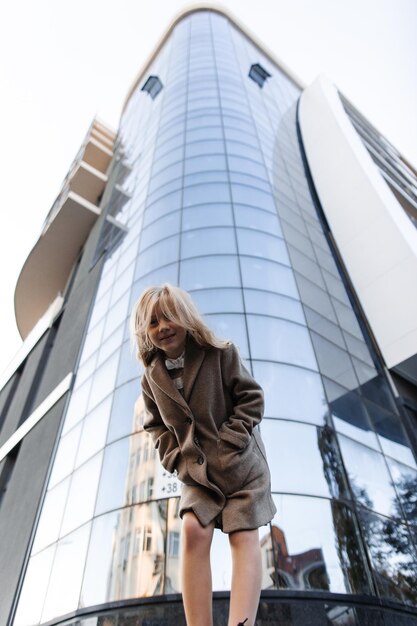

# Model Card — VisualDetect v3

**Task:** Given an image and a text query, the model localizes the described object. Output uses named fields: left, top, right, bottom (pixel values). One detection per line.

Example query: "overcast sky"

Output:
left=1, top=0, right=416, bottom=377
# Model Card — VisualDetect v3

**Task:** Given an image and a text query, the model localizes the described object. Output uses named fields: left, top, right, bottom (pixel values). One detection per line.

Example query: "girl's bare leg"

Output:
left=228, top=529, right=262, bottom=626
left=181, top=511, right=215, bottom=626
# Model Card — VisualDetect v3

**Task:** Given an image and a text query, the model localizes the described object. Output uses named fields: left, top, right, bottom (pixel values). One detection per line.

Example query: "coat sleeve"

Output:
left=141, top=374, right=181, bottom=474
left=219, top=343, right=264, bottom=449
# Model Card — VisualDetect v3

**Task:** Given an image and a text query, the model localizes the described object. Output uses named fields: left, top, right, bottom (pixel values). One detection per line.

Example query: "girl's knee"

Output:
left=182, top=512, right=213, bottom=551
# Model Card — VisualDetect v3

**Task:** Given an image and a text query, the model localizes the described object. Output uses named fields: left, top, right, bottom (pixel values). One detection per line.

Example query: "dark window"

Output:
left=141, top=75, right=163, bottom=99
left=249, top=63, right=271, bottom=88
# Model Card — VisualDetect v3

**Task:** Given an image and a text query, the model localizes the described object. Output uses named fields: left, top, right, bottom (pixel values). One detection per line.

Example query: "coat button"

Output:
left=185, top=417, right=193, bottom=424
left=197, top=456, right=204, bottom=465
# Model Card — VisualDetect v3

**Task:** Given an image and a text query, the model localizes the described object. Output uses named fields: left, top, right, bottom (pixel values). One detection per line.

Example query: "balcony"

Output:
left=15, top=119, right=116, bottom=338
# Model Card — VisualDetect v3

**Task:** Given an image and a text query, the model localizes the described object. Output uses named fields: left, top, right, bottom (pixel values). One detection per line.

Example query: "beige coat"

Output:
left=141, top=336, right=276, bottom=533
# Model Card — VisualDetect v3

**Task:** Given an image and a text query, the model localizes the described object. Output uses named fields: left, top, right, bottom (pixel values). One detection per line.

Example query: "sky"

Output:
left=0, top=0, right=416, bottom=377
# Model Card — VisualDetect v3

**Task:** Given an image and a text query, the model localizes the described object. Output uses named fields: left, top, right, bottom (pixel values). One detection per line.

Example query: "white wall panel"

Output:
left=299, top=75, right=417, bottom=370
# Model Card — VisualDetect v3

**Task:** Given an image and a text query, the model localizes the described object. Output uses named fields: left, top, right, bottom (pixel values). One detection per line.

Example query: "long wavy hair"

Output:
left=131, top=284, right=228, bottom=365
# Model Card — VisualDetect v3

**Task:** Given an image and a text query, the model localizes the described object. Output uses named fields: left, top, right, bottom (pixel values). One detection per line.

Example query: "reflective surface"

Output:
left=14, top=9, right=417, bottom=626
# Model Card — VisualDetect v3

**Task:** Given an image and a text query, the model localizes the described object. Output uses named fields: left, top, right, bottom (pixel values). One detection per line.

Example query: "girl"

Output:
left=131, top=284, right=276, bottom=626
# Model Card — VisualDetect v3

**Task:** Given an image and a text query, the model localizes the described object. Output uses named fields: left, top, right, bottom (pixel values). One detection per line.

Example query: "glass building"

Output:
left=1, top=7, right=417, bottom=626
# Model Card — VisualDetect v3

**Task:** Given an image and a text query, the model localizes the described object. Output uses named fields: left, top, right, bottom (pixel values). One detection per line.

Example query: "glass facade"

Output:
left=13, top=9, right=417, bottom=626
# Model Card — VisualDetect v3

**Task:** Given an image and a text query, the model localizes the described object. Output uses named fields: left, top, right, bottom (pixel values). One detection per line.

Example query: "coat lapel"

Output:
left=183, top=336, right=206, bottom=403
left=148, top=355, right=189, bottom=411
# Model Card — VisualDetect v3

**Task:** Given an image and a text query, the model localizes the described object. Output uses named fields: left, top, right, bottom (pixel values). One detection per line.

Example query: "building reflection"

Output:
left=261, top=524, right=329, bottom=591
left=105, top=393, right=182, bottom=599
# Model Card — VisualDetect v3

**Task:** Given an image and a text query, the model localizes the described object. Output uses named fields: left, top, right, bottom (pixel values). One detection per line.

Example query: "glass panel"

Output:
left=130, top=263, right=179, bottom=307
left=332, top=299, right=363, bottom=339
left=240, top=257, right=298, bottom=298
left=236, top=229, right=289, bottom=265
left=87, top=352, right=120, bottom=412
left=182, top=203, right=234, bottom=229
left=143, top=191, right=182, bottom=225
left=253, top=361, right=327, bottom=425
left=304, top=307, right=345, bottom=348
left=81, top=319, right=105, bottom=362
left=387, top=458, right=417, bottom=526
left=117, top=340, right=143, bottom=386
left=95, top=437, right=131, bottom=515
left=62, top=380, right=92, bottom=434
left=107, top=379, right=141, bottom=443
left=261, top=419, right=345, bottom=498
left=268, top=495, right=371, bottom=594
left=185, top=140, right=225, bottom=158
left=189, top=288, right=244, bottom=314
left=184, top=171, right=229, bottom=186
left=91, top=501, right=168, bottom=600
left=290, top=247, right=326, bottom=289
left=338, top=435, right=399, bottom=517
left=231, top=184, right=276, bottom=212
left=140, top=211, right=181, bottom=249
left=80, top=510, right=123, bottom=606
left=32, top=478, right=70, bottom=553
left=360, top=374, right=397, bottom=411
left=41, top=523, right=91, bottom=623
left=111, top=262, right=136, bottom=305
left=205, top=314, right=249, bottom=358
left=60, top=452, right=103, bottom=536
left=136, top=235, right=179, bottom=277
left=183, top=183, right=230, bottom=206
left=366, top=400, right=417, bottom=468
left=186, top=113, right=221, bottom=128
left=184, top=154, right=226, bottom=175
left=152, top=147, right=184, bottom=174
left=295, top=275, right=338, bottom=322
left=148, top=164, right=183, bottom=193
left=102, top=292, right=130, bottom=342
left=248, top=315, right=317, bottom=370
left=343, top=331, right=374, bottom=365
left=88, top=292, right=111, bottom=331
left=181, top=227, right=236, bottom=258
left=180, top=256, right=240, bottom=290
left=330, top=390, right=380, bottom=451
left=49, top=421, right=83, bottom=487
left=357, top=506, right=417, bottom=604
left=228, top=156, right=267, bottom=179
left=75, top=397, right=112, bottom=467
left=244, top=289, right=305, bottom=324
left=165, top=498, right=182, bottom=593
left=233, top=205, right=282, bottom=236
left=77, top=352, right=97, bottom=386
left=96, top=323, right=124, bottom=367
left=311, top=333, right=358, bottom=390
left=13, top=546, right=56, bottom=626
left=230, top=174, right=271, bottom=194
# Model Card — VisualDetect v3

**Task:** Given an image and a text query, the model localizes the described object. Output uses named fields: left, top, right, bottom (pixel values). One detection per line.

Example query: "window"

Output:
left=249, top=63, right=271, bottom=88
left=168, top=531, right=180, bottom=557
left=141, top=75, right=163, bottom=99
left=143, top=526, right=153, bottom=552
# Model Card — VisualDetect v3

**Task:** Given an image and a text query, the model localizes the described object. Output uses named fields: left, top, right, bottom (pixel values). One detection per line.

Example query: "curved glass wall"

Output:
left=14, top=9, right=417, bottom=625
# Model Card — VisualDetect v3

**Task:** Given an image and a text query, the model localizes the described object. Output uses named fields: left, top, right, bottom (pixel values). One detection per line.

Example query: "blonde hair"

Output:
left=131, top=284, right=228, bottom=365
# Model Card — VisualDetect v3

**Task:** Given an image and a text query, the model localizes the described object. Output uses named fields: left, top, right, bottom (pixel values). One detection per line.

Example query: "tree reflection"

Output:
left=354, top=478, right=417, bottom=604
left=317, top=422, right=417, bottom=602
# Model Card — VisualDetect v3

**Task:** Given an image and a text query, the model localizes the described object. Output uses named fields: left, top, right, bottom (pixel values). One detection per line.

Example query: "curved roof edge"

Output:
left=122, top=3, right=305, bottom=114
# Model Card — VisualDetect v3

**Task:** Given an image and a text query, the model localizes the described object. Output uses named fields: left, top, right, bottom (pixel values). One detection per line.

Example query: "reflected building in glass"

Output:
left=1, top=7, right=417, bottom=626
